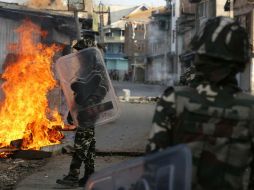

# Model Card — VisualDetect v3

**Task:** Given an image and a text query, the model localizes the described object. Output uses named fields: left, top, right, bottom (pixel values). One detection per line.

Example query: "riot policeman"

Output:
left=56, top=34, right=109, bottom=188
left=146, top=16, right=254, bottom=190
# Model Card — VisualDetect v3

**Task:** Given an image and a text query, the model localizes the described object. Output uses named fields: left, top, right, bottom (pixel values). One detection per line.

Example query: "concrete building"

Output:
left=164, top=0, right=196, bottom=84
left=194, top=0, right=232, bottom=28
left=175, top=0, right=196, bottom=78
left=124, top=5, right=179, bottom=85
left=234, top=0, right=254, bottom=92
left=103, top=20, right=128, bottom=81
left=124, top=7, right=154, bottom=82
left=102, top=5, right=149, bottom=81
left=146, top=8, right=172, bottom=85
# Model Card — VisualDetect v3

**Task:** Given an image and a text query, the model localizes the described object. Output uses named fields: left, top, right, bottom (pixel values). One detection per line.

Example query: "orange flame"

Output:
left=0, top=19, right=64, bottom=151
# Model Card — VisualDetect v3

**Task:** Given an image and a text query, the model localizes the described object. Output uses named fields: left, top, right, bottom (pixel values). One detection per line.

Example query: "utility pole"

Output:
left=74, top=10, right=82, bottom=40
left=93, top=1, right=110, bottom=43
left=67, top=0, right=85, bottom=41
left=230, top=0, right=234, bottom=18
left=99, top=1, right=105, bottom=43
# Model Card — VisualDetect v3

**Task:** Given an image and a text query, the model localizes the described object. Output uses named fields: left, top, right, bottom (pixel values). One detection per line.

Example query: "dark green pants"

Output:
left=69, top=127, right=95, bottom=177
left=69, top=96, right=100, bottom=178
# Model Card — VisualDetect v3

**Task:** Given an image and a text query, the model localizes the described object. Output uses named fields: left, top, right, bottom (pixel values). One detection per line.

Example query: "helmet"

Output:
left=190, top=16, right=251, bottom=69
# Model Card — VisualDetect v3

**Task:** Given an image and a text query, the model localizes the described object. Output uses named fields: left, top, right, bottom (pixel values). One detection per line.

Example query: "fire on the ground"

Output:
left=0, top=20, right=65, bottom=157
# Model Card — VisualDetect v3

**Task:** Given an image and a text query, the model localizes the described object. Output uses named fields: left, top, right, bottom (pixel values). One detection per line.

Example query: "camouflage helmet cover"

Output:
left=190, top=16, right=251, bottom=66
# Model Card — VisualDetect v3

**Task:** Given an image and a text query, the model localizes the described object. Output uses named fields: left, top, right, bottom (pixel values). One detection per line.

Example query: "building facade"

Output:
left=234, top=0, right=254, bottom=92
left=124, top=7, right=153, bottom=82
left=104, top=21, right=128, bottom=81
left=146, top=8, right=173, bottom=85
left=99, top=5, right=149, bottom=81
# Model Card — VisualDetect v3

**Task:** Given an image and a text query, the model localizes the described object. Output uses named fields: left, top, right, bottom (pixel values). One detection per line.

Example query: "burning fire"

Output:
left=0, top=20, right=64, bottom=152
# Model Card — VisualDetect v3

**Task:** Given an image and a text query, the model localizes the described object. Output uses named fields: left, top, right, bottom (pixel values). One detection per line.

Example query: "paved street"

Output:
left=96, top=102, right=155, bottom=153
left=16, top=155, right=132, bottom=190
left=15, top=81, right=162, bottom=190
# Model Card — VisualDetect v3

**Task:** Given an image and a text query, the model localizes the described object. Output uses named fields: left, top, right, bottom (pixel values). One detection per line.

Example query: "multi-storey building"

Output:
left=146, top=8, right=173, bottom=84
left=164, top=0, right=196, bottom=83
left=234, top=0, right=254, bottom=92
left=99, top=5, right=149, bottom=80
left=124, top=5, right=181, bottom=85
left=124, top=7, right=157, bottom=82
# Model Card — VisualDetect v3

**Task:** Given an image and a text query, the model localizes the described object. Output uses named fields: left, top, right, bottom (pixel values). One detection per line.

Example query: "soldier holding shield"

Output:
left=56, top=34, right=118, bottom=188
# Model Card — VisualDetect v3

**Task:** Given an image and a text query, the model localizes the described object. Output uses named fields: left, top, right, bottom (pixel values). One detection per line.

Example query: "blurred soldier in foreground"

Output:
left=146, top=16, right=254, bottom=190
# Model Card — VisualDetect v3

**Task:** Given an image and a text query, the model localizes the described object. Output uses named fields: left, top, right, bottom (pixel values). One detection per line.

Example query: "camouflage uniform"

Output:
left=146, top=17, right=253, bottom=190
left=65, top=67, right=108, bottom=187
left=57, top=40, right=108, bottom=188
left=68, top=96, right=101, bottom=182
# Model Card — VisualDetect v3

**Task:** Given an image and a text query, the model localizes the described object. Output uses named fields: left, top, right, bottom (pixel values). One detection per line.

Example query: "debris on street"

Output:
left=118, top=96, right=159, bottom=104
left=0, top=158, right=47, bottom=190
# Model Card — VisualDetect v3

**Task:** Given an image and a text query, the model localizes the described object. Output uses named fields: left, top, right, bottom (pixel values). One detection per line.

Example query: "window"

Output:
left=159, top=20, right=166, bottom=30
left=135, top=24, right=145, bottom=32
left=119, top=44, right=124, bottom=53
left=172, top=3, right=175, bottom=17
left=107, top=44, right=113, bottom=53
left=198, top=1, right=208, bottom=18
left=136, top=42, right=145, bottom=52
left=152, top=42, right=160, bottom=54
left=172, top=30, right=176, bottom=43
left=121, top=30, right=125, bottom=36
left=105, top=32, right=112, bottom=37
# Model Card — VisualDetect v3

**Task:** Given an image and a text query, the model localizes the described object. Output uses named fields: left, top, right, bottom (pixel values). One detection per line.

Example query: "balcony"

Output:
left=104, top=36, right=125, bottom=43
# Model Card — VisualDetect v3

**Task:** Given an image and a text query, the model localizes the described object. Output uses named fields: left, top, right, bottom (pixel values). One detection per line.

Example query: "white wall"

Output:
left=171, top=0, right=180, bottom=53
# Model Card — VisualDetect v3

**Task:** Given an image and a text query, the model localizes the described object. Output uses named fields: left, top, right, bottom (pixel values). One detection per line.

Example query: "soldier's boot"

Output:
left=56, top=174, right=79, bottom=188
left=56, top=159, right=81, bottom=188
left=78, top=175, right=90, bottom=187
left=79, top=163, right=94, bottom=187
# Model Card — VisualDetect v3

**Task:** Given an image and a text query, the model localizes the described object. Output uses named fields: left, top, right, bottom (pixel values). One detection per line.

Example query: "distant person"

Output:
left=128, top=69, right=133, bottom=81
left=123, top=72, right=129, bottom=81
left=146, top=16, right=254, bottom=189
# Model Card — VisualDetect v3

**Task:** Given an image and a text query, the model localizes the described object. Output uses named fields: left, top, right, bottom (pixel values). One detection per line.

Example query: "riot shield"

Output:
left=55, top=47, right=120, bottom=126
left=85, top=144, right=192, bottom=190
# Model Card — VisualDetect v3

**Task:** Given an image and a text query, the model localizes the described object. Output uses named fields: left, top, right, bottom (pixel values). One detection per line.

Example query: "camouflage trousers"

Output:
left=69, top=96, right=100, bottom=178
left=69, top=127, right=95, bottom=178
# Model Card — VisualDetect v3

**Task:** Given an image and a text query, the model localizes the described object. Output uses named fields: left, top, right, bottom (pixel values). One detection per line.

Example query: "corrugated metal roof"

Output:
left=0, top=6, right=78, bottom=72
left=0, top=7, right=77, bottom=38
left=126, top=7, right=166, bottom=21
left=110, top=6, right=139, bottom=23
left=104, top=20, right=126, bottom=29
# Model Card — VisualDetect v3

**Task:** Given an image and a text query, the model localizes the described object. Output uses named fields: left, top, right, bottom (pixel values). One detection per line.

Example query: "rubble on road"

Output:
left=118, top=96, right=159, bottom=104
left=0, top=158, right=47, bottom=190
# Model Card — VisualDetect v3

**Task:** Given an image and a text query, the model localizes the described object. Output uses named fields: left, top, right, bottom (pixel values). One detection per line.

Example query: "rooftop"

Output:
left=125, top=6, right=165, bottom=22
left=0, top=2, right=77, bottom=39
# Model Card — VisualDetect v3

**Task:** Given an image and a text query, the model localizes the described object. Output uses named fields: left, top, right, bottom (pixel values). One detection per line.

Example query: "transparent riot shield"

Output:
left=85, top=144, right=192, bottom=190
left=55, top=47, right=120, bottom=126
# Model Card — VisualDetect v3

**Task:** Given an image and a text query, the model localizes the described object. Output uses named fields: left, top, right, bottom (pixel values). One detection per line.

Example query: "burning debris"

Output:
left=0, top=19, right=64, bottom=157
